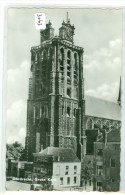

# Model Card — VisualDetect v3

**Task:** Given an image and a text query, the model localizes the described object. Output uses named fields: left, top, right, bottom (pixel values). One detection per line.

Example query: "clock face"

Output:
left=64, top=28, right=73, bottom=42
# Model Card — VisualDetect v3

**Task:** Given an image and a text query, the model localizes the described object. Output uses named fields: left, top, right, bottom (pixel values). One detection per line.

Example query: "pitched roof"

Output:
left=85, top=95, right=121, bottom=121
left=34, top=147, right=80, bottom=162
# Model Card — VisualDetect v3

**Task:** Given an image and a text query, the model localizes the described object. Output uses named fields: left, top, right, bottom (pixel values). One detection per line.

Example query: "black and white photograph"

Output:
left=6, top=8, right=122, bottom=191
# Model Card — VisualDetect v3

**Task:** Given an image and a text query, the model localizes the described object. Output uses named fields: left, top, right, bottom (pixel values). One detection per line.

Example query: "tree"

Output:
left=6, top=141, right=25, bottom=160
left=81, top=159, right=94, bottom=188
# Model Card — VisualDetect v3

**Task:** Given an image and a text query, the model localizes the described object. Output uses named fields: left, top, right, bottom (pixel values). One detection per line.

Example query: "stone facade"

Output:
left=93, top=129, right=120, bottom=191
left=25, top=19, right=86, bottom=161
left=25, top=17, right=121, bottom=163
left=33, top=147, right=81, bottom=189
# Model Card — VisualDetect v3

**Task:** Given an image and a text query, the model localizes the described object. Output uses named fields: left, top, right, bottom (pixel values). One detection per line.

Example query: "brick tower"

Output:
left=25, top=15, right=86, bottom=161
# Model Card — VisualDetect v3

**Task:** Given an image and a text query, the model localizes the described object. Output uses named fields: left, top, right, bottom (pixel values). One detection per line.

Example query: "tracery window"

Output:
left=67, top=87, right=71, bottom=97
left=94, top=120, right=102, bottom=129
left=86, top=118, right=93, bottom=129
left=67, top=50, right=71, bottom=83
left=74, top=53, right=78, bottom=84
left=67, top=107, right=70, bottom=116
left=60, top=48, right=64, bottom=74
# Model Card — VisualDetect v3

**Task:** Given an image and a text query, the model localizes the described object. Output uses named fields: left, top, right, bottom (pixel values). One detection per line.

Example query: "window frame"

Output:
left=60, top=177, right=63, bottom=185
left=74, top=176, right=77, bottom=184
left=110, top=158, right=116, bottom=167
left=74, top=165, right=77, bottom=174
left=67, top=177, right=70, bottom=185
left=65, top=165, right=69, bottom=175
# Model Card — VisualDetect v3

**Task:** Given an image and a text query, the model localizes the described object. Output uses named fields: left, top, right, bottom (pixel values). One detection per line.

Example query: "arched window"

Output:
left=31, top=52, right=35, bottom=62
left=62, top=105, right=64, bottom=115
left=43, top=50, right=47, bottom=59
left=74, top=108, right=76, bottom=117
left=113, top=122, right=118, bottom=129
left=94, top=120, right=102, bottom=129
left=35, top=105, right=39, bottom=118
left=35, top=53, right=37, bottom=62
left=86, top=118, right=93, bottom=129
left=60, top=48, right=64, bottom=74
left=40, top=50, right=44, bottom=61
left=42, top=106, right=44, bottom=114
left=67, top=50, right=71, bottom=83
left=103, top=121, right=110, bottom=131
left=67, top=88, right=71, bottom=97
left=74, top=53, right=78, bottom=84
left=37, top=53, right=40, bottom=62
left=74, top=53, right=77, bottom=71
left=105, top=121, right=110, bottom=128
left=41, top=50, right=47, bottom=81
left=118, top=122, right=121, bottom=128
left=35, top=52, right=40, bottom=62
left=67, top=107, right=70, bottom=116
left=67, top=50, right=71, bottom=59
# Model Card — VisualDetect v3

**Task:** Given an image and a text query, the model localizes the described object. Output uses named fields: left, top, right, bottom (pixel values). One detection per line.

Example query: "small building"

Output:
left=7, top=160, right=33, bottom=179
left=33, top=147, right=81, bottom=189
left=93, top=129, right=120, bottom=191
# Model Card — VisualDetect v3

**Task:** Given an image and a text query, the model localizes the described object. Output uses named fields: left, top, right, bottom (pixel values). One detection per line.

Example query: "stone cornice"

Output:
left=31, top=36, right=84, bottom=52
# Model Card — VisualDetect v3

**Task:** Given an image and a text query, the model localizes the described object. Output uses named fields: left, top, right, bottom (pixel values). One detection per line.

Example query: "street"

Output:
left=6, top=180, right=31, bottom=191
left=6, top=180, right=93, bottom=191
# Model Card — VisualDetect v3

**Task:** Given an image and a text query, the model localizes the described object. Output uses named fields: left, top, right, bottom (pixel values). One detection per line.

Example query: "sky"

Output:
left=6, top=8, right=122, bottom=145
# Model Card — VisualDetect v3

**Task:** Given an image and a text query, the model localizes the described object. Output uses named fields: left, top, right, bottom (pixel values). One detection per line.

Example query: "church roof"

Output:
left=85, top=95, right=121, bottom=121
left=34, top=147, right=80, bottom=162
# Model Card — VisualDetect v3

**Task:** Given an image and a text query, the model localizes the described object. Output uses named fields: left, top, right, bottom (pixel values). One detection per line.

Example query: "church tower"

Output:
left=25, top=15, right=86, bottom=161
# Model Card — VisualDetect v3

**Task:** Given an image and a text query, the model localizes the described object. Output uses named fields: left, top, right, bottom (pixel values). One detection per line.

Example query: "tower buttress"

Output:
left=40, top=20, right=54, bottom=43
left=59, top=14, right=75, bottom=43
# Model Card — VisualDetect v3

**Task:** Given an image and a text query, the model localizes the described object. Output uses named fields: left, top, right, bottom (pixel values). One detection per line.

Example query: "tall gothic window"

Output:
left=105, top=121, right=110, bottom=129
left=40, top=50, right=44, bottom=61
left=67, top=87, right=71, bottom=97
left=37, top=52, right=40, bottom=62
left=67, top=107, right=70, bottom=117
left=113, top=122, right=118, bottom=129
left=74, top=108, right=76, bottom=117
left=60, top=48, right=64, bottom=74
left=74, top=53, right=78, bottom=84
left=35, top=53, right=38, bottom=62
left=94, top=120, right=102, bottom=129
left=42, top=50, right=47, bottom=81
left=86, top=118, right=93, bottom=129
left=50, top=47, right=53, bottom=71
left=62, top=105, right=64, bottom=115
left=67, top=50, right=71, bottom=83
left=103, top=121, right=110, bottom=131
left=31, top=52, right=35, bottom=63
left=43, top=50, right=47, bottom=60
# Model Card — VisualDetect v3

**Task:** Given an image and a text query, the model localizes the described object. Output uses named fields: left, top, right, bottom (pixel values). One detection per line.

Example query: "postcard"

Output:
left=5, top=7, right=123, bottom=192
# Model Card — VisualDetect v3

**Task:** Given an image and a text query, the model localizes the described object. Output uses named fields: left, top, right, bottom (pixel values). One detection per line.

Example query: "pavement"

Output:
left=6, top=180, right=93, bottom=191
left=6, top=180, right=31, bottom=191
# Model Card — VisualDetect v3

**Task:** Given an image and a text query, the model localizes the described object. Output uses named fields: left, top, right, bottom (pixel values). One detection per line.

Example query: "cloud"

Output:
left=6, top=100, right=27, bottom=146
left=84, top=38, right=122, bottom=71
left=109, top=39, right=121, bottom=48
left=85, top=82, right=119, bottom=102
left=6, top=9, right=122, bottom=145
left=7, top=60, right=30, bottom=106
left=6, top=60, right=31, bottom=145
left=84, top=38, right=122, bottom=101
